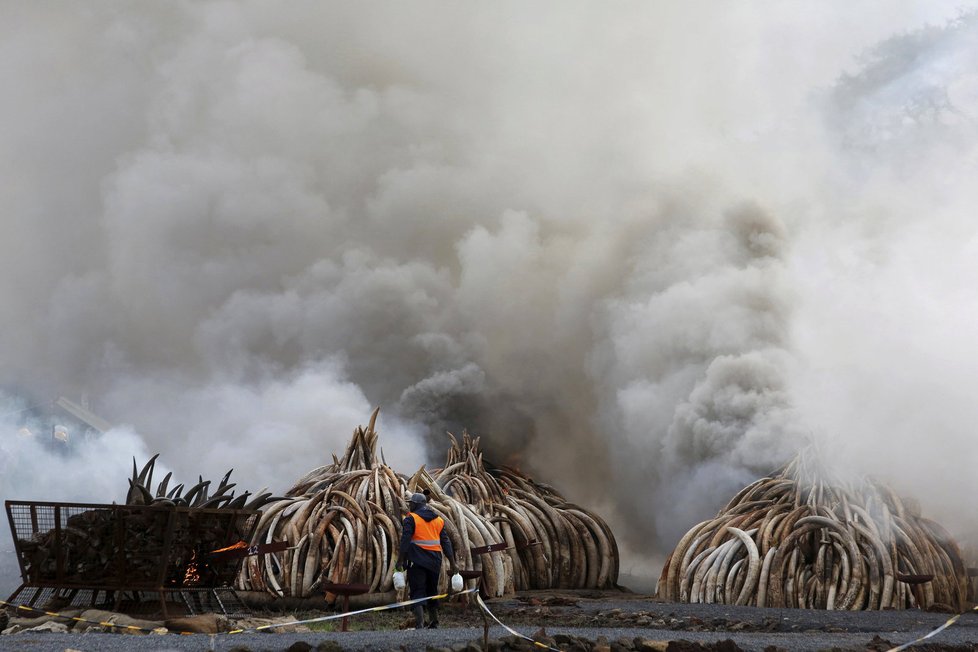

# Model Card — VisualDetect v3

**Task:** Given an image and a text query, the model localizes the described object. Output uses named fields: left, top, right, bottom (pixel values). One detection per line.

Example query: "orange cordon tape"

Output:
left=885, top=605, right=978, bottom=652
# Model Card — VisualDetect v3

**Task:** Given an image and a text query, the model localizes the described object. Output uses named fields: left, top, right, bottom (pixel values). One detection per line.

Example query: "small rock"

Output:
left=508, top=638, right=538, bottom=651
left=286, top=642, right=314, bottom=652
left=634, top=639, right=669, bottom=652
left=866, top=635, right=895, bottom=651
left=7, top=612, right=77, bottom=630
left=531, top=626, right=554, bottom=645
left=25, top=621, right=69, bottom=633
left=317, top=641, right=344, bottom=652
left=164, top=613, right=228, bottom=634
left=74, top=624, right=108, bottom=634
left=563, top=638, right=592, bottom=652
left=79, top=610, right=163, bottom=635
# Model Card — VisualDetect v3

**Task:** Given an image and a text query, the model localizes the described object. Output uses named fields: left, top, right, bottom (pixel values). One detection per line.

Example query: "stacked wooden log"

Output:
left=17, top=506, right=173, bottom=585
left=657, top=452, right=968, bottom=611
left=432, top=432, right=620, bottom=591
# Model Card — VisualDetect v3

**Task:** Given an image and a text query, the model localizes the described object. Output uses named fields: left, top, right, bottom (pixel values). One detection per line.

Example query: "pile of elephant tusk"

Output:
left=125, top=454, right=283, bottom=511
left=233, top=409, right=620, bottom=600
left=657, top=452, right=968, bottom=611
left=433, top=432, right=620, bottom=592
left=236, top=408, right=405, bottom=600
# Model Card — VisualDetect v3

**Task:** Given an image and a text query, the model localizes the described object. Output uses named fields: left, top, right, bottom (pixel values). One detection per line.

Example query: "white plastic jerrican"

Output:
left=393, top=570, right=406, bottom=590
left=451, top=572, right=463, bottom=592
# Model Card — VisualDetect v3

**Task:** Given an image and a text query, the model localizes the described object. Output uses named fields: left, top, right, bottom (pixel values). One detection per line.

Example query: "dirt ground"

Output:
left=6, top=587, right=978, bottom=651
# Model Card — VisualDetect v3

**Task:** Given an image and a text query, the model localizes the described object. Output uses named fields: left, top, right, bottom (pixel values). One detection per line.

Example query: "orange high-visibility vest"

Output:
left=409, top=512, right=444, bottom=551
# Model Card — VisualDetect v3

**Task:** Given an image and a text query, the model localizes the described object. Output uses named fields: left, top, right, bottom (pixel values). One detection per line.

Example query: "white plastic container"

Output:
left=393, top=570, right=406, bottom=590
left=450, top=572, right=463, bottom=592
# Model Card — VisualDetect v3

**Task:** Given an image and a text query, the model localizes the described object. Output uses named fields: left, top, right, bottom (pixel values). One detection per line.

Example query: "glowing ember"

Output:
left=183, top=551, right=201, bottom=586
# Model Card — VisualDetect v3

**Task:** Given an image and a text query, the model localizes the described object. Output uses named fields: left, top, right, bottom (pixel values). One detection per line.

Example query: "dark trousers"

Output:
left=407, top=565, right=440, bottom=626
left=407, top=564, right=439, bottom=600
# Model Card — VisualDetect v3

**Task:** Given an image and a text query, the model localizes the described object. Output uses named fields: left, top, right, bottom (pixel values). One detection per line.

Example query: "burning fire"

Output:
left=210, top=540, right=248, bottom=554
left=183, top=551, right=201, bottom=586
left=182, top=541, right=248, bottom=587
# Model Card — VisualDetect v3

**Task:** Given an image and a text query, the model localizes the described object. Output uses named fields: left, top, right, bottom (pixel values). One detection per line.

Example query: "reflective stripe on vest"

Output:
left=410, top=512, right=443, bottom=551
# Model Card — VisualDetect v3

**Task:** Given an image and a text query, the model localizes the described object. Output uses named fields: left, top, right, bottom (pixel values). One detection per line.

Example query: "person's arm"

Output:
left=397, top=515, right=414, bottom=570
left=440, top=524, right=457, bottom=573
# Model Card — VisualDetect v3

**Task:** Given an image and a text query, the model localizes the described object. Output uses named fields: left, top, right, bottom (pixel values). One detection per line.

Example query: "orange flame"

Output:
left=210, top=540, right=248, bottom=554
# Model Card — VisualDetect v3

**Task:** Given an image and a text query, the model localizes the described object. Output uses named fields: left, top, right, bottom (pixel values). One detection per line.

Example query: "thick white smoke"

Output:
left=0, top=394, right=157, bottom=596
left=2, top=2, right=977, bottom=595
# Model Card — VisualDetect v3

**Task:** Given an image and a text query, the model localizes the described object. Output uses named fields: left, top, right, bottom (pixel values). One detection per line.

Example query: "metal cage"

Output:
left=4, top=500, right=258, bottom=617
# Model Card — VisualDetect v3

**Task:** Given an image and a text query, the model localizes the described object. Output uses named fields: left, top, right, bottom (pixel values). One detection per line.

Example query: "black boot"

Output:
left=425, top=601, right=439, bottom=629
left=411, top=604, right=425, bottom=629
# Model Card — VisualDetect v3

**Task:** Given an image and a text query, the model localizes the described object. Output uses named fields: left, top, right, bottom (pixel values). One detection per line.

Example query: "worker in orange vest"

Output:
left=396, top=490, right=457, bottom=629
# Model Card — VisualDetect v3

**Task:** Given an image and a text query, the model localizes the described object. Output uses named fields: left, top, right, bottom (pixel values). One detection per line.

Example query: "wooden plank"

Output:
left=470, top=542, right=509, bottom=555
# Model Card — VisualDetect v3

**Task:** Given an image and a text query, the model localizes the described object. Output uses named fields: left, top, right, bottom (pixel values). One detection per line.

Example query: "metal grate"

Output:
left=5, top=584, right=250, bottom=619
left=178, top=587, right=249, bottom=617
left=5, top=500, right=258, bottom=619
left=5, top=501, right=257, bottom=590
left=5, top=586, right=171, bottom=612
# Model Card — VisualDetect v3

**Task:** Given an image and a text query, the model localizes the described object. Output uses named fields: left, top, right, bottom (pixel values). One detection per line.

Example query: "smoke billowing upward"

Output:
left=2, top=1, right=978, bottom=591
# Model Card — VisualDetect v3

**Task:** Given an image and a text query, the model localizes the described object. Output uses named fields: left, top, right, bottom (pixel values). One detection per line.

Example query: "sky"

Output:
left=2, top=1, right=978, bottom=591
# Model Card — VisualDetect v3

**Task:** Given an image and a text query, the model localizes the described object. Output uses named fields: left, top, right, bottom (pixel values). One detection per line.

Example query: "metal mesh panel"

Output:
left=7, top=586, right=121, bottom=611
left=3, top=586, right=246, bottom=618
left=179, top=587, right=249, bottom=617
left=5, top=501, right=258, bottom=591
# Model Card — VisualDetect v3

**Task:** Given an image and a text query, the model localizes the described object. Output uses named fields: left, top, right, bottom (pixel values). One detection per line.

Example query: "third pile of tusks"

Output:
left=658, top=449, right=970, bottom=611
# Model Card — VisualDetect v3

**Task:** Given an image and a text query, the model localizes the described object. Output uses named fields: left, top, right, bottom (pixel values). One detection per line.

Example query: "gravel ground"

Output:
left=4, top=591, right=978, bottom=651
